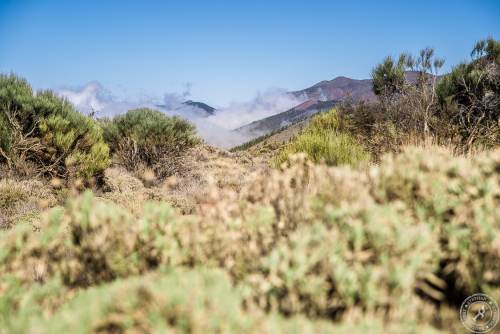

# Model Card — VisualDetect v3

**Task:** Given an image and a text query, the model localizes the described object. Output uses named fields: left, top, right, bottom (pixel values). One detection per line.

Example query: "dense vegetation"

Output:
left=0, top=147, right=498, bottom=333
left=101, top=108, right=199, bottom=178
left=0, top=76, right=200, bottom=182
left=0, top=38, right=499, bottom=333
left=436, top=38, right=500, bottom=147
left=275, top=109, right=370, bottom=167
left=266, top=39, right=498, bottom=167
left=0, top=74, right=109, bottom=179
left=339, top=38, right=500, bottom=161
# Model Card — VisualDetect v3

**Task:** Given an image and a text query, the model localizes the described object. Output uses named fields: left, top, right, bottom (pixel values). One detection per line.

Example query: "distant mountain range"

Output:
left=291, top=76, right=376, bottom=103
left=234, top=75, right=374, bottom=137
left=234, top=71, right=429, bottom=137
left=182, top=100, right=216, bottom=116
left=155, top=100, right=217, bottom=118
left=163, top=72, right=432, bottom=142
left=234, top=99, right=339, bottom=136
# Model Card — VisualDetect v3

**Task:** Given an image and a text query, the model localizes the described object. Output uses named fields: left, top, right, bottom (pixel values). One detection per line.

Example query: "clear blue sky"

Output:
left=1, top=0, right=499, bottom=106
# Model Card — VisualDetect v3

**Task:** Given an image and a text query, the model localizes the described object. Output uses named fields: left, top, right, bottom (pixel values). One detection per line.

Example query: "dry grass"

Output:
left=0, top=178, right=56, bottom=229
left=97, top=144, right=268, bottom=215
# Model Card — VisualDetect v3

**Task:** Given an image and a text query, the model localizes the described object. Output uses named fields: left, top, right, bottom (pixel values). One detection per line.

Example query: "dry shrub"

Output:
left=242, top=204, right=439, bottom=321
left=0, top=192, right=177, bottom=288
left=370, top=146, right=500, bottom=302
left=0, top=179, right=56, bottom=229
left=0, top=189, right=245, bottom=289
left=99, top=166, right=150, bottom=215
left=0, top=74, right=110, bottom=179
left=344, top=39, right=499, bottom=160
left=0, top=268, right=439, bottom=334
left=98, top=144, right=264, bottom=215
left=101, top=108, right=200, bottom=179
left=338, top=98, right=465, bottom=161
left=0, top=147, right=498, bottom=332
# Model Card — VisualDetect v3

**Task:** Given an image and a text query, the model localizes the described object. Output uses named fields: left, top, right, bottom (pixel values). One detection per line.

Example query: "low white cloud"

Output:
left=207, top=89, right=304, bottom=130
left=56, top=82, right=305, bottom=148
left=57, top=82, right=157, bottom=117
left=57, top=82, right=108, bottom=115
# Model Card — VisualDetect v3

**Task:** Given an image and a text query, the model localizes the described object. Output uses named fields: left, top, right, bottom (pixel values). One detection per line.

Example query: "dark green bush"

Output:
left=0, top=74, right=109, bottom=178
left=371, top=55, right=407, bottom=98
left=436, top=38, right=500, bottom=148
left=101, top=108, right=199, bottom=177
left=340, top=39, right=499, bottom=158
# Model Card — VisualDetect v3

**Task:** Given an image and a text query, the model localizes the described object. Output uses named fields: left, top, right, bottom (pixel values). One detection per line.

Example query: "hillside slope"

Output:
left=233, top=71, right=437, bottom=141
left=234, top=100, right=339, bottom=137
left=291, top=76, right=376, bottom=102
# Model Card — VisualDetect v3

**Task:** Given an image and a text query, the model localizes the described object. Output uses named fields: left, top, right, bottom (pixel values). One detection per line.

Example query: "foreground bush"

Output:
left=275, top=109, right=370, bottom=167
left=28, top=269, right=255, bottom=333
left=0, top=74, right=109, bottom=178
left=2, top=269, right=439, bottom=334
left=0, top=147, right=498, bottom=332
left=243, top=204, right=438, bottom=319
left=102, top=108, right=200, bottom=177
left=371, top=147, right=500, bottom=301
left=0, top=268, right=293, bottom=333
left=0, top=192, right=183, bottom=287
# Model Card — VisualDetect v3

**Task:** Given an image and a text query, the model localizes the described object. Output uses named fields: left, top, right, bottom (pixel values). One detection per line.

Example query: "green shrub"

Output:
left=276, top=131, right=370, bottom=167
left=436, top=38, right=500, bottom=148
left=0, top=267, right=439, bottom=334
left=307, top=108, right=342, bottom=132
left=242, top=203, right=439, bottom=320
left=275, top=109, right=370, bottom=167
left=0, top=192, right=182, bottom=287
left=0, top=74, right=109, bottom=178
left=0, top=268, right=344, bottom=334
left=101, top=108, right=200, bottom=177
left=371, top=55, right=408, bottom=98
left=0, top=276, right=69, bottom=334
left=1, top=147, right=498, bottom=332
left=29, top=268, right=253, bottom=334
left=370, top=146, right=500, bottom=300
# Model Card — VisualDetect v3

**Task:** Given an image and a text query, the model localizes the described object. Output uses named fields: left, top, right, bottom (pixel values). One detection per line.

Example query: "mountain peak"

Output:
left=292, top=75, right=376, bottom=103
left=182, top=100, right=216, bottom=116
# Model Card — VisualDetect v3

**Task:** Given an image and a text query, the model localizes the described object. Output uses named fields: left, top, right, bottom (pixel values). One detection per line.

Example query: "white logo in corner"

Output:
left=460, top=293, right=499, bottom=333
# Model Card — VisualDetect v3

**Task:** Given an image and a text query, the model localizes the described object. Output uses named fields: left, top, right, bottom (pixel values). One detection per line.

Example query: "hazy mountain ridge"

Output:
left=182, top=100, right=216, bottom=116
left=233, top=74, right=375, bottom=137
left=233, top=71, right=439, bottom=139
left=234, top=99, right=339, bottom=137
left=291, top=76, right=376, bottom=103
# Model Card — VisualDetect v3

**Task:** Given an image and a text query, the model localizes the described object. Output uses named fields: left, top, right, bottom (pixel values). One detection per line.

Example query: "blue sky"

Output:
left=1, top=0, right=499, bottom=106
